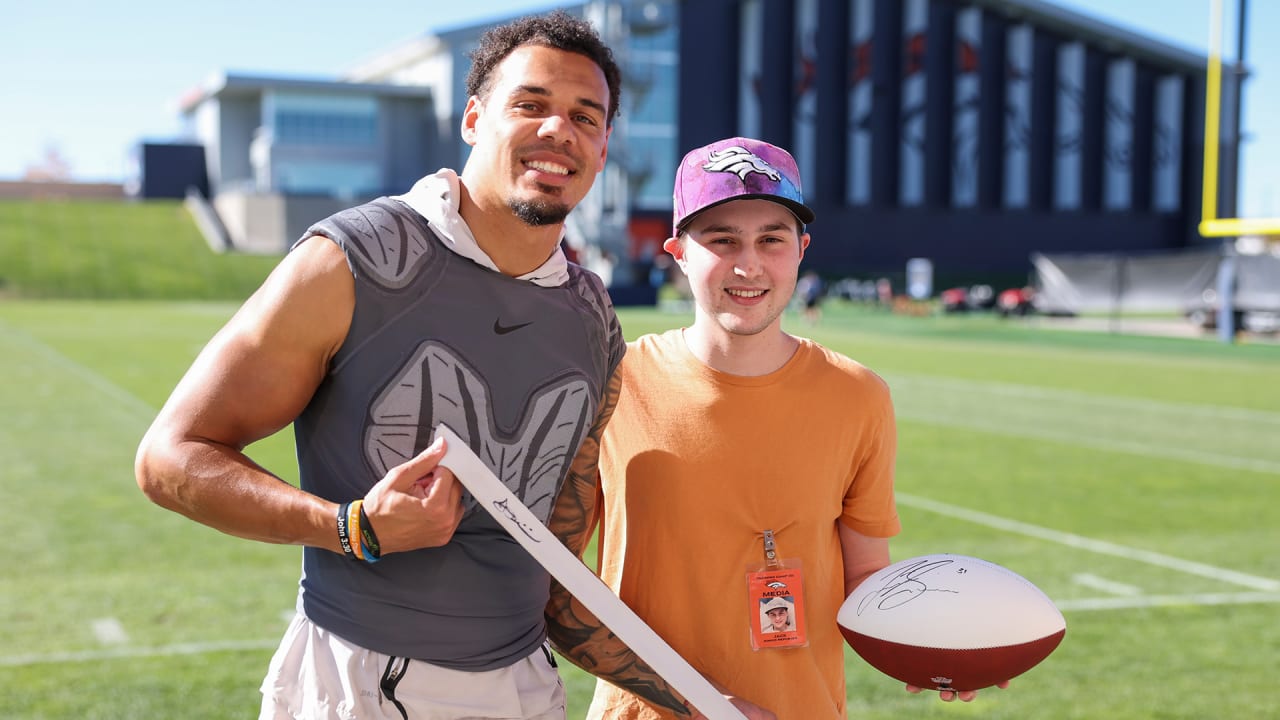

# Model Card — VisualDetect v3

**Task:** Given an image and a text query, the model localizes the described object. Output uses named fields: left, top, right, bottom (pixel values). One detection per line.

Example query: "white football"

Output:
left=838, top=554, right=1066, bottom=692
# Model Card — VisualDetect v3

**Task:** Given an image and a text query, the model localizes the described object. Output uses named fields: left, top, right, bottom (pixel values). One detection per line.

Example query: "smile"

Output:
left=526, top=160, right=571, bottom=176
left=726, top=289, right=766, bottom=298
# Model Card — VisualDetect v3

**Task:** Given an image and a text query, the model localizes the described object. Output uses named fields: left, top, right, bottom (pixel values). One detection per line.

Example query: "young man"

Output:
left=566, top=137, right=1004, bottom=719
left=135, top=13, right=627, bottom=720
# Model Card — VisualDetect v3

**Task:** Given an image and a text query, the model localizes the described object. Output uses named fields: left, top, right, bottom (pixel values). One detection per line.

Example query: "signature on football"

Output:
left=857, top=558, right=961, bottom=614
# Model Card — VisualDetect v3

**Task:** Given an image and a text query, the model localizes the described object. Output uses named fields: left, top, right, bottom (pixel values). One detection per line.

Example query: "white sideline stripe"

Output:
left=0, top=639, right=278, bottom=667
left=1072, top=573, right=1142, bottom=596
left=887, top=373, right=1280, bottom=476
left=91, top=618, right=129, bottom=645
left=897, top=492, right=1280, bottom=592
left=890, top=373, right=1280, bottom=426
left=1057, top=592, right=1280, bottom=611
left=897, top=408, right=1280, bottom=476
left=0, top=319, right=158, bottom=422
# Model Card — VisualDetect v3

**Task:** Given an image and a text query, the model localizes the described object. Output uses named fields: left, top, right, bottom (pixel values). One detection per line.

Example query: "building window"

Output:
left=1104, top=58, right=1136, bottom=211
left=268, top=92, right=378, bottom=146
left=1004, top=24, right=1034, bottom=209
left=1152, top=74, right=1184, bottom=213
left=625, top=20, right=678, bottom=212
left=276, top=160, right=381, bottom=199
left=628, top=130, right=677, bottom=210
left=1054, top=43, right=1086, bottom=211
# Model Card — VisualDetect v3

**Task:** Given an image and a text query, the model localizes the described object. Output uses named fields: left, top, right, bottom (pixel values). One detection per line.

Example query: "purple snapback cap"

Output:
left=672, top=137, right=816, bottom=236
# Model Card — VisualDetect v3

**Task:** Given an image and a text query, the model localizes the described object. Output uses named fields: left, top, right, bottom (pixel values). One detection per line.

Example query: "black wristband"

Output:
left=336, top=502, right=357, bottom=560
left=358, top=503, right=382, bottom=560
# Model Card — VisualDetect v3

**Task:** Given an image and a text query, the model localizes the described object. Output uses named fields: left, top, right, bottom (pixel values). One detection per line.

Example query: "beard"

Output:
left=509, top=195, right=571, bottom=227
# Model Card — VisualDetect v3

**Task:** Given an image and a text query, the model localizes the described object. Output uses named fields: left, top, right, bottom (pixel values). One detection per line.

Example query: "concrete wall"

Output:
left=213, top=189, right=375, bottom=254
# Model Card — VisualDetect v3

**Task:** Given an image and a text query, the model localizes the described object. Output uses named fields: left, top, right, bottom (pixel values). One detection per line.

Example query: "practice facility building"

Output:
left=160, top=0, right=1239, bottom=289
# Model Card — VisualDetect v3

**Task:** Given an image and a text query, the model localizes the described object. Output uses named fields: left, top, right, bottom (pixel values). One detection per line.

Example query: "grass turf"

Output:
left=2, top=300, right=1277, bottom=718
left=0, top=199, right=279, bottom=299
left=4, top=194, right=1278, bottom=718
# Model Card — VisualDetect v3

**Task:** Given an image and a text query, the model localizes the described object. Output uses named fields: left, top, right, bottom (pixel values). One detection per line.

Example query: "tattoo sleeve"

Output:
left=544, top=371, right=693, bottom=717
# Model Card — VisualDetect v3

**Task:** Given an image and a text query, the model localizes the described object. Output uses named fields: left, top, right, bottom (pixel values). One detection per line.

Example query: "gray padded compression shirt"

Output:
left=291, top=197, right=624, bottom=670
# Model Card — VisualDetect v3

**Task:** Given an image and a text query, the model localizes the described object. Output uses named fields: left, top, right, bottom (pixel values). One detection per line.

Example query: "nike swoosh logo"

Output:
left=493, top=319, right=533, bottom=335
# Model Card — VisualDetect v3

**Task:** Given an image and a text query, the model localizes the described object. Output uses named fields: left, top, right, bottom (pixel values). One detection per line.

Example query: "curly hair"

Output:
left=465, top=10, right=622, bottom=127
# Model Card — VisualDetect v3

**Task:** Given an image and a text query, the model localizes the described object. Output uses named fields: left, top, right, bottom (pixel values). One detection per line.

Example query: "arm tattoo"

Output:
left=545, top=372, right=693, bottom=717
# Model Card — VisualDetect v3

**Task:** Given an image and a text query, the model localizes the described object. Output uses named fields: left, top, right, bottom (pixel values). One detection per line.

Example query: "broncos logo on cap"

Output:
left=702, top=146, right=781, bottom=182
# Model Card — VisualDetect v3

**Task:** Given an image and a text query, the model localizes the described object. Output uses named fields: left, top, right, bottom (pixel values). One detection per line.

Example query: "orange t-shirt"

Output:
left=588, top=330, right=900, bottom=720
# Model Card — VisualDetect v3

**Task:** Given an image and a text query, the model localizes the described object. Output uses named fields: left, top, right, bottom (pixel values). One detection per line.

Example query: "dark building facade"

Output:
left=675, top=0, right=1239, bottom=284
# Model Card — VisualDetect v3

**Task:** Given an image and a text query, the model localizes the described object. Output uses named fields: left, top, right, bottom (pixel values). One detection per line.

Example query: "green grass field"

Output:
left=3, top=198, right=1279, bottom=718
left=3, top=298, right=1278, bottom=719
left=0, top=199, right=279, bottom=299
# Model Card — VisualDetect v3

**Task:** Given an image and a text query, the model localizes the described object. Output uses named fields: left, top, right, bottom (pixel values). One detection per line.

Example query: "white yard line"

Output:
left=0, top=639, right=278, bottom=667
left=1072, top=573, right=1142, bottom=596
left=0, top=319, right=158, bottom=422
left=887, top=373, right=1280, bottom=476
left=897, top=492, right=1280, bottom=592
left=1057, top=592, right=1280, bottom=611
left=889, top=373, right=1280, bottom=426
left=911, top=416, right=1280, bottom=475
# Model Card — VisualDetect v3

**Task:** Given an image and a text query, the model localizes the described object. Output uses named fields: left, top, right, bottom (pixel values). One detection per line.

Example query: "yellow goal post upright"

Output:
left=1200, top=0, right=1279, bottom=341
left=1200, top=0, right=1278, bottom=238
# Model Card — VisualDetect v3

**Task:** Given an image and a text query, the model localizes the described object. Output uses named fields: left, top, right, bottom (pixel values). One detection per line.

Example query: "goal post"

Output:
left=1200, top=0, right=1280, bottom=237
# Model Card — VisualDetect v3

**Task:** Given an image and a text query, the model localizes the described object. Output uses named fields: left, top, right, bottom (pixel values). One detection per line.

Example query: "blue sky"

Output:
left=5, top=0, right=1275, bottom=217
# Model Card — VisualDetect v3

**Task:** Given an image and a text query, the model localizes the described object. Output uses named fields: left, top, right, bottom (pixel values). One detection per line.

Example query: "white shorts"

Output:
left=259, top=612, right=566, bottom=720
